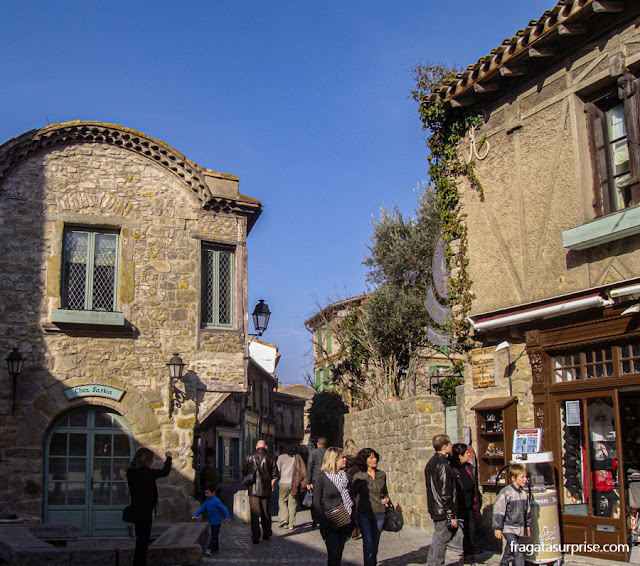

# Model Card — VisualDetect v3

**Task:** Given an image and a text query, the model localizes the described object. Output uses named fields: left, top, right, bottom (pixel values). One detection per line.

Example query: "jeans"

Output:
left=320, top=523, right=351, bottom=566
left=133, top=509, right=153, bottom=566
left=207, top=524, right=221, bottom=552
left=357, top=512, right=385, bottom=566
left=249, top=495, right=272, bottom=541
left=427, top=519, right=457, bottom=566
left=278, top=483, right=297, bottom=526
left=500, top=533, right=524, bottom=566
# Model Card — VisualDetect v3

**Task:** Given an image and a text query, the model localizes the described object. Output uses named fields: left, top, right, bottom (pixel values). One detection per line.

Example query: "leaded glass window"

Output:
left=202, top=246, right=234, bottom=328
left=62, top=228, right=118, bottom=311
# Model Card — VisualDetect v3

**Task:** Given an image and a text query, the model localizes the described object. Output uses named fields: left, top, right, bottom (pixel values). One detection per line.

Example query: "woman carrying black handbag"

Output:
left=312, top=447, right=354, bottom=566
left=351, top=448, right=390, bottom=566
left=126, top=448, right=172, bottom=566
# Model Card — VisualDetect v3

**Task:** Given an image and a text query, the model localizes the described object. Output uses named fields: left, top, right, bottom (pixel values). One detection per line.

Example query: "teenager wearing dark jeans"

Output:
left=351, top=448, right=390, bottom=566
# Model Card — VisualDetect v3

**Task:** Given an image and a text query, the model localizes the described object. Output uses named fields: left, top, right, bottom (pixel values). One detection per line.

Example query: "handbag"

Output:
left=324, top=502, right=351, bottom=529
left=122, top=504, right=135, bottom=523
left=302, top=489, right=313, bottom=508
left=242, top=473, right=255, bottom=488
left=383, top=502, right=403, bottom=532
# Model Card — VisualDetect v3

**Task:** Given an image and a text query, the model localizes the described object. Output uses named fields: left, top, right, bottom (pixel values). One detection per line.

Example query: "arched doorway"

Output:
left=43, top=406, right=135, bottom=536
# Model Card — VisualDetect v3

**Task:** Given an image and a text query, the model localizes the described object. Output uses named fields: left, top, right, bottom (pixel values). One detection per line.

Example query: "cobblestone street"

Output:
left=195, top=509, right=625, bottom=566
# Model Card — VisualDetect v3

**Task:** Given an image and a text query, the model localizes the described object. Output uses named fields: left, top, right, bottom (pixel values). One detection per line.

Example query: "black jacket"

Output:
left=307, top=446, right=327, bottom=485
left=242, top=448, right=279, bottom=497
left=424, top=452, right=457, bottom=521
left=452, top=462, right=481, bottom=516
left=126, top=456, right=172, bottom=513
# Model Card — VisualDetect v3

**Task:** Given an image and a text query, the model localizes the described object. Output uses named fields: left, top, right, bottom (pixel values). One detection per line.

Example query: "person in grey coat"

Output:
left=307, top=436, right=327, bottom=527
left=493, top=463, right=531, bottom=566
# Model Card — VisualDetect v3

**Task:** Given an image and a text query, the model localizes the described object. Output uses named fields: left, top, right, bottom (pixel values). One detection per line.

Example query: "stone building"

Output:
left=273, top=385, right=312, bottom=455
left=424, top=1, right=640, bottom=560
left=0, top=121, right=262, bottom=535
left=278, top=383, right=315, bottom=446
left=305, top=295, right=368, bottom=396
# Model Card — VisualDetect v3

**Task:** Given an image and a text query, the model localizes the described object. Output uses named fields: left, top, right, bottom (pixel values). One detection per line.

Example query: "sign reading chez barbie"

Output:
left=64, top=384, right=125, bottom=402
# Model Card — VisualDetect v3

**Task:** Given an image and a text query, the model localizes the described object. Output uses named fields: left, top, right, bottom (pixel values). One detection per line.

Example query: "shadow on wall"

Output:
left=0, top=147, right=199, bottom=534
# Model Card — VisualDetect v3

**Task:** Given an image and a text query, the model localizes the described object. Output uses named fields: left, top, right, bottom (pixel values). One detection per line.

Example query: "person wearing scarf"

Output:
left=312, top=447, right=354, bottom=566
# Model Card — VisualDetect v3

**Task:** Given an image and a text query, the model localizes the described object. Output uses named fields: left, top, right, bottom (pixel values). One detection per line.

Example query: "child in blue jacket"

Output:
left=192, top=485, right=231, bottom=555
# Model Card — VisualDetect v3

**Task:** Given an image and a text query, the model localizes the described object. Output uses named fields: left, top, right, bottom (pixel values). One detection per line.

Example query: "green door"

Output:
left=44, top=407, right=134, bottom=536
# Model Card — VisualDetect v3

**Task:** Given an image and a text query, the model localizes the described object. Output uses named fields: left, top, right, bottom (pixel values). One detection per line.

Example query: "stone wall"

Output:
left=343, top=395, right=445, bottom=531
left=0, top=123, right=259, bottom=525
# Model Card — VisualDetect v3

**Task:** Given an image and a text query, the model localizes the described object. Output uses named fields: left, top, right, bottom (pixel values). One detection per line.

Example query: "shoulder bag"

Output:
left=242, top=473, right=255, bottom=488
left=383, top=502, right=403, bottom=532
left=324, top=502, right=351, bottom=529
left=122, top=504, right=135, bottom=523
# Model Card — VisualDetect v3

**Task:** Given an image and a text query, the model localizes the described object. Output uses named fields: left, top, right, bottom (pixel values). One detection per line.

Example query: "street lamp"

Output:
left=166, top=353, right=186, bottom=418
left=251, top=300, right=271, bottom=337
left=5, top=348, right=25, bottom=415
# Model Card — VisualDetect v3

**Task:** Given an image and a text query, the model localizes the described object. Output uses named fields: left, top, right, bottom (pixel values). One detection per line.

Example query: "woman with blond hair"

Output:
left=312, top=447, right=354, bottom=566
left=127, top=448, right=172, bottom=566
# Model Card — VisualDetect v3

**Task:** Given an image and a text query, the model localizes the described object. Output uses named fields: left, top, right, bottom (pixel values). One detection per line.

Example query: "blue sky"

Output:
left=1, top=0, right=552, bottom=385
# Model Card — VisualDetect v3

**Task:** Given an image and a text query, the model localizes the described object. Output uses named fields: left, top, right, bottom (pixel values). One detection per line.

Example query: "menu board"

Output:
left=513, top=428, right=542, bottom=454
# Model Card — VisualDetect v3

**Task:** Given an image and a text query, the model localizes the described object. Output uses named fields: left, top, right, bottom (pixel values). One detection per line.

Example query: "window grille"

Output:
left=62, top=229, right=118, bottom=311
left=202, top=246, right=234, bottom=328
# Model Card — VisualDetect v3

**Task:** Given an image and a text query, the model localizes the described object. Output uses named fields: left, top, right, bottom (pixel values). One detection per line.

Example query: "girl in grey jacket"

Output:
left=493, top=464, right=531, bottom=566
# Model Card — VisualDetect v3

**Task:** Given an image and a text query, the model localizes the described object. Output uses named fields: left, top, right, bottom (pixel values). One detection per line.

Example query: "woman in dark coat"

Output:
left=312, top=447, right=354, bottom=566
left=351, top=448, right=390, bottom=566
left=450, top=443, right=481, bottom=564
left=127, top=448, right=172, bottom=566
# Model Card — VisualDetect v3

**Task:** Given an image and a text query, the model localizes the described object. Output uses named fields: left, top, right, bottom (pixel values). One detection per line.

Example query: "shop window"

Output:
left=62, top=228, right=118, bottom=312
left=586, top=75, right=640, bottom=216
left=559, top=397, right=620, bottom=519
left=554, top=346, right=615, bottom=382
left=621, top=343, right=640, bottom=375
left=201, top=245, right=234, bottom=329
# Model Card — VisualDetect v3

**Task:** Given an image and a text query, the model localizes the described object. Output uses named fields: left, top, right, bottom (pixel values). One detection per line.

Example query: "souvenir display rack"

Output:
left=471, top=396, right=517, bottom=487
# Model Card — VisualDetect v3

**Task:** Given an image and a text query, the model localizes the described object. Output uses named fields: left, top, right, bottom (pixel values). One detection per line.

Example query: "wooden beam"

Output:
left=500, top=66, right=527, bottom=77
left=528, top=47, right=555, bottom=58
left=557, top=23, right=587, bottom=36
left=592, top=1, right=624, bottom=12
left=473, top=82, right=500, bottom=93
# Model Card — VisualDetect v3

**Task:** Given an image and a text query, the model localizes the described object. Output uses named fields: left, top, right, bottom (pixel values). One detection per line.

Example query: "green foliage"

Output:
left=410, top=62, right=484, bottom=350
left=364, top=190, right=440, bottom=291
left=308, top=391, right=348, bottom=444
left=325, top=189, right=440, bottom=406
left=438, top=374, right=462, bottom=407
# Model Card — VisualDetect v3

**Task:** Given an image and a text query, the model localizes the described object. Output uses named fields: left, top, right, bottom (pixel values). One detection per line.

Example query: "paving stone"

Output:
left=191, top=509, right=631, bottom=566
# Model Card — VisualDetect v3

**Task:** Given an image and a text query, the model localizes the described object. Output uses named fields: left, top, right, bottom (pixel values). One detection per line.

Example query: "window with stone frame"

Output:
left=61, top=227, right=118, bottom=312
left=586, top=73, right=640, bottom=216
left=201, top=244, right=234, bottom=329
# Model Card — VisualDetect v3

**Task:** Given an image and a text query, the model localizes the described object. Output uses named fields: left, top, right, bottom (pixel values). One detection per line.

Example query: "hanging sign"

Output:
left=471, top=347, right=495, bottom=388
left=427, top=326, right=455, bottom=347
left=426, top=285, right=451, bottom=326
left=64, top=384, right=125, bottom=402
left=432, top=235, right=450, bottom=300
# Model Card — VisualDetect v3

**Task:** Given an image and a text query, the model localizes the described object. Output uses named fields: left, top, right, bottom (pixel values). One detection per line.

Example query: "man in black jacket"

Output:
left=425, top=434, right=458, bottom=566
left=242, top=440, right=279, bottom=543
left=306, top=436, right=327, bottom=528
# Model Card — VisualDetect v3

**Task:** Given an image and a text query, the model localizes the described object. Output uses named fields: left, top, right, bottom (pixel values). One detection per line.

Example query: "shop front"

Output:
left=526, top=313, right=640, bottom=562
